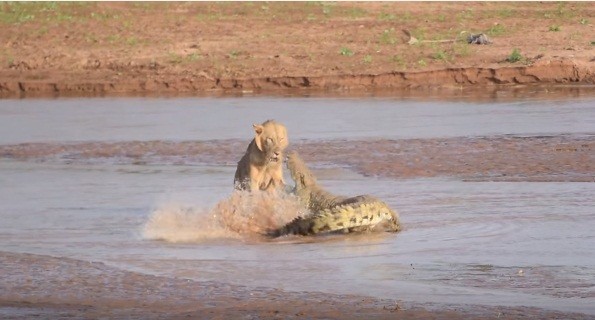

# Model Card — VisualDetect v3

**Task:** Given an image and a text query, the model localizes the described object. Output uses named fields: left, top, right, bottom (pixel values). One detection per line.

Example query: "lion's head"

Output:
left=253, top=120, right=288, bottom=164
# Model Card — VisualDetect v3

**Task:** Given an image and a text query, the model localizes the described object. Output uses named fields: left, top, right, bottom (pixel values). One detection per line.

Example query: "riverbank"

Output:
left=1, top=2, right=593, bottom=96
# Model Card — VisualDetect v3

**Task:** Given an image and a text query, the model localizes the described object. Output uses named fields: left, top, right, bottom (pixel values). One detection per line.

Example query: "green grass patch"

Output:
left=456, top=9, right=474, bottom=22
left=229, top=50, right=240, bottom=59
left=506, top=48, right=525, bottom=63
left=339, top=47, right=354, bottom=57
left=379, top=28, right=397, bottom=45
left=496, top=8, right=514, bottom=18
left=487, top=24, right=506, bottom=36
left=391, top=54, right=405, bottom=67
left=378, top=11, right=412, bottom=22
left=168, top=52, right=183, bottom=64
left=453, top=42, right=471, bottom=57
left=0, top=2, right=95, bottom=24
left=432, top=49, right=451, bottom=62
left=362, top=54, right=372, bottom=64
left=548, top=24, right=561, bottom=32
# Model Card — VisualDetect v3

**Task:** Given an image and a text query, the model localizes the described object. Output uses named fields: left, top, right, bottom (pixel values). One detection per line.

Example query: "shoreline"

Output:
left=1, top=2, right=593, bottom=98
left=2, top=251, right=593, bottom=320
left=1, top=58, right=593, bottom=97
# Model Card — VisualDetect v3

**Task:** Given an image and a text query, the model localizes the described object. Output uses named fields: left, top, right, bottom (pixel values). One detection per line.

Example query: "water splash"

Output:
left=142, top=190, right=304, bottom=243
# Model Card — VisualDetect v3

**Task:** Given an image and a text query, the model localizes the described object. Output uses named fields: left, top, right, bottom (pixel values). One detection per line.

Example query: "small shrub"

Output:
left=507, top=48, right=524, bottom=63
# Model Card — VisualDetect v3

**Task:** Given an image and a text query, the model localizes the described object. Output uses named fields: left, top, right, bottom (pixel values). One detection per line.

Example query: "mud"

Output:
left=1, top=2, right=594, bottom=96
left=2, top=135, right=593, bottom=182
left=1, top=251, right=592, bottom=320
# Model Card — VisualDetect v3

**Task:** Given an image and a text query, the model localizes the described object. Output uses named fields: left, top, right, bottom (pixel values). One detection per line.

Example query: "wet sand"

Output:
left=1, top=134, right=593, bottom=182
left=2, top=251, right=592, bottom=320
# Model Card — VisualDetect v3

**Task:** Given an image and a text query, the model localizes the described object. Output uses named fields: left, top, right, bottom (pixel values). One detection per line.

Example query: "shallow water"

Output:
left=1, top=94, right=594, bottom=315
left=1, top=95, right=595, bottom=144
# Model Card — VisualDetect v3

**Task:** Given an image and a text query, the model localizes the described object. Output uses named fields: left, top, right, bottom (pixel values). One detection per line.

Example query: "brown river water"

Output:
left=1, top=90, right=594, bottom=318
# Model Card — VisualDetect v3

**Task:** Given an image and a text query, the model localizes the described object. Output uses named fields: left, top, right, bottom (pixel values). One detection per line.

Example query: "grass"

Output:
left=456, top=9, right=474, bottom=22
left=339, top=47, right=354, bottom=57
left=186, top=52, right=201, bottom=62
left=343, top=7, right=366, bottom=19
left=543, top=2, right=578, bottom=21
left=378, top=11, right=412, bottom=22
left=496, top=8, right=514, bottom=18
left=410, top=27, right=428, bottom=42
left=228, top=50, right=240, bottom=59
left=548, top=24, right=561, bottom=32
left=453, top=42, right=471, bottom=57
left=106, top=34, right=121, bottom=44
left=90, top=11, right=120, bottom=21
left=195, top=12, right=223, bottom=21
left=391, top=54, right=406, bottom=68
left=126, top=37, right=139, bottom=46
left=379, top=28, right=397, bottom=45
left=6, top=55, right=14, bottom=67
left=506, top=48, right=525, bottom=63
left=362, top=54, right=372, bottom=64
left=0, top=2, right=98, bottom=24
left=487, top=24, right=506, bottom=36
left=168, top=52, right=183, bottom=64
left=0, top=2, right=38, bottom=24
left=432, top=49, right=451, bottom=62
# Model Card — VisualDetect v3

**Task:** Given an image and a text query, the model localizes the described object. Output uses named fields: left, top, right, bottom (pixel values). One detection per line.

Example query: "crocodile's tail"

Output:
left=266, top=215, right=316, bottom=238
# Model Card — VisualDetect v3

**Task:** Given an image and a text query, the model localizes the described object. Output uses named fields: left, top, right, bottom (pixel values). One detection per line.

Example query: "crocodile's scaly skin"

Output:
left=267, top=151, right=401, bottom=237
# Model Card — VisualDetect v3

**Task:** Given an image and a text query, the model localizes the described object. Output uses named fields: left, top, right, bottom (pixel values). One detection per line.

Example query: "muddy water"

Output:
left=1, top=94, right=594, bottom=316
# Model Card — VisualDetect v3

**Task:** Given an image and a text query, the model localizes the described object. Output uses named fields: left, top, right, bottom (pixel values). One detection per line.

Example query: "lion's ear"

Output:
left=253, top=124, right=264, bottom=151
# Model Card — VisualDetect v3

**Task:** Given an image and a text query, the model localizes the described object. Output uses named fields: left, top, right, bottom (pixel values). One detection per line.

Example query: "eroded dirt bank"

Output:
left=1, top=2, right=594, bottom=96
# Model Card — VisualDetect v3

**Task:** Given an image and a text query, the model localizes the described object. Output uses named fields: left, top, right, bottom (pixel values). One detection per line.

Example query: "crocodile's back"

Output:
left=277, top=151, right=402, bottom=238
left=267, top=199, right=400, bottom=238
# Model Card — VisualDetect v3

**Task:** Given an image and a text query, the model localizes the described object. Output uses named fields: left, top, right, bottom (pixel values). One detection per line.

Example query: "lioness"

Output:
left=234, top=120, right=289, bottom=192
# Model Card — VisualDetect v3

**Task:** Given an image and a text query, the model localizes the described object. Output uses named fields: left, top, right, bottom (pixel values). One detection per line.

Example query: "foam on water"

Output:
left=142, top=190, right=305, bottom=243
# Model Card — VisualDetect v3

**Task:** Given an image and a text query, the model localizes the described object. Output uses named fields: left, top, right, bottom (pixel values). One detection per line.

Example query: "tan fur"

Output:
left=234, top=120, right=289, bottom=192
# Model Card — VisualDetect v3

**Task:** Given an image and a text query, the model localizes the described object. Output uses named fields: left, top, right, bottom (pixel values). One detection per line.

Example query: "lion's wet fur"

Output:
left=234, top=120, right=288, bottom=192
left=267, top=151, right=401, bottom=237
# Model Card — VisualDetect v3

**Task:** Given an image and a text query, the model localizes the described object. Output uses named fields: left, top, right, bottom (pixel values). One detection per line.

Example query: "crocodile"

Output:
left=266, top=151, right=401, bottom=237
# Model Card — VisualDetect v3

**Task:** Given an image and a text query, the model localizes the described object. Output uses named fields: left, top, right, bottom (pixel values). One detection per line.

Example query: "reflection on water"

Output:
left=1, top=94, right=595, bottom=144
left=1, top=94, right=594, bottom=316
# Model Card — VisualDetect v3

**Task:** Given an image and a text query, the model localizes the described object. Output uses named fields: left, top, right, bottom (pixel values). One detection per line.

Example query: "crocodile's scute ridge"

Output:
left=267, top=151, right=401, bottom=237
